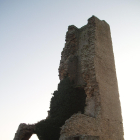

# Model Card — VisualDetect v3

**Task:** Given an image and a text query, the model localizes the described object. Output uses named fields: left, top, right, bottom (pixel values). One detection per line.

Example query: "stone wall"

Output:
left=13, top=123, right=35, bottom=140
left=13, top=15, right=124, bottom=140
left=59, top=16, right=124, bottom=140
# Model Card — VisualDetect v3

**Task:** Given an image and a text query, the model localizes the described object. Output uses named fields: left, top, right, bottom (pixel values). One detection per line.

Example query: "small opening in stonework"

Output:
left=74, top=136, right=79, bottom=140
left=29, top=134, right=38, bottom=140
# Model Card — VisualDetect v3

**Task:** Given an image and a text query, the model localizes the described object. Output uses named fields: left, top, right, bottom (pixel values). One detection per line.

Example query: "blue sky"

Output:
left=0, top=0, right=140, bottom=140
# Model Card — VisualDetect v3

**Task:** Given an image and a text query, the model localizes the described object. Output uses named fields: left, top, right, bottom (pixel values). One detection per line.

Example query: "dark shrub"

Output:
left=36, top=77, right=86, bottom=140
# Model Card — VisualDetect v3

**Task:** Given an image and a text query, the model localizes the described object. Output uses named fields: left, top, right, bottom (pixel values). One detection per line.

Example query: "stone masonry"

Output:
left=13, top=123, right=35, bottom=140
left=59, top=16, right=124, bottom=140
left=13, top=16, right=124, bottom=140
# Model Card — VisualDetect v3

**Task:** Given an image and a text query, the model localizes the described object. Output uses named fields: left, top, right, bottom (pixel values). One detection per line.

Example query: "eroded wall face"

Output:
left=59, top=16, right=124, bottom=140
left=59, top=18, right=100, bottom=118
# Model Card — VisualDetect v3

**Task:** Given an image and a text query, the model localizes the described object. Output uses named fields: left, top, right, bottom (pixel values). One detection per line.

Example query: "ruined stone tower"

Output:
left=13, top=16, right=124, bottom=140
left=59, top=16, right=124, bottom=140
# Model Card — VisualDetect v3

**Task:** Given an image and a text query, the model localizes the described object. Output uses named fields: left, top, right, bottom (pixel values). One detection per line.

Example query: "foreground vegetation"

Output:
left=35, top=77, right=86, bottom=140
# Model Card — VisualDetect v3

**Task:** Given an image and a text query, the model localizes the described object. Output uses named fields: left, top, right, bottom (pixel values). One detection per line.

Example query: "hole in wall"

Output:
left=29, top=134, right=38, bottom=140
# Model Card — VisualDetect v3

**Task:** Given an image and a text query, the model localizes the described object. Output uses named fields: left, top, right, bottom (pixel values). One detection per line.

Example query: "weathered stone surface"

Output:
left=59, top=16, right=124, bottom=140
left=13, top=123, right=36, bottom=140
left=60, top=113, right=99, bottom=136
left=13, top=15, right=124, bottom=140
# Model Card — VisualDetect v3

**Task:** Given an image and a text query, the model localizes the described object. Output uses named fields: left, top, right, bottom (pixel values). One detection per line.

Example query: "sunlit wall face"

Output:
left=0, top=1, right=140, bottom=140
